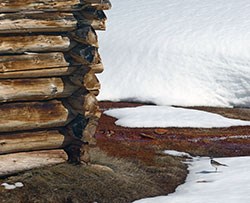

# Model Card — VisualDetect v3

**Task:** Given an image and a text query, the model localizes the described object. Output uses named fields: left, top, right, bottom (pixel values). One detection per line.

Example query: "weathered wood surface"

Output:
left=0, top=130, right=70, bottom=155
left=0, top=0, right=81, bottom=12
left=0, top=12, right=77, bottom=33
left=88, top=63, right=104, bottom=73
left=70, top=26, right=98, bottom=47
left=70, top=45, right=102, bottom=65
left=0, top=52, right=69, bottom=73
left=0, top=35, right=70, bottom=53
left=84, top=0, right=112, bottom=10
left=83, top=70, right=101, bottom=91
left=0, top=77, right=79, bottom=102
left=66, top=92, right=100, bottom=117
left=0, top=100, right=75, bottom=132
left=79, top=18, right=106, bottom=30
left=0, top=52, right=77, bottom=78
left=0, top=67, right=77, bottom=79
left=0, top=150, right=67, bottom=177
left=81, top=8, right=107, bottom=21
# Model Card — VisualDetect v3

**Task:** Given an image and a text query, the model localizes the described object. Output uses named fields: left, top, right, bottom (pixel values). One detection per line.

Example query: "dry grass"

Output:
left=0, top=148, right=187, bottom=203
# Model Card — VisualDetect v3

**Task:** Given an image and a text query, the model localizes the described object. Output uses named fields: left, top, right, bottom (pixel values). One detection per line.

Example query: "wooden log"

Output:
left=83, top=70, right=101, bottom=91
left=0, top=130, right=70, bottom=155
left=83, top=93, right=101, bottom=118
left=75, top=8, right=107, bottom=30
left=66, top=91, right=101, bottom=118
left=0, top=0, right=82, bottom=12
left=77, top=18, right=106, bottom=31
left=0, top=77, right=79, bottom=103
left=69, top=26, right=98, bottom=47
left=0, top=67, right=77, bottom=79
left=70, top=45, right=101, bottom=65
left=0, top=100, right=75, bottom=133
left=0, top=12, right=77, bottom=33
left=0, top=35, right=70, bottom=53
left=0, top=150, right=67, bottom=177
left=87, top=63, right=104, bottom=73
left=0, top=52, right=69, bottom=73
left=84, top=0, right=112, bottom=10
left=80, top=7, right=107, bottom=21
left=83, top=117, right=99, bottom=145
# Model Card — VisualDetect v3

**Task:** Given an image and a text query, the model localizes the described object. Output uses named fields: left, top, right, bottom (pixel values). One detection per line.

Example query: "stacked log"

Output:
left=0, top=0, right=111, bottom=165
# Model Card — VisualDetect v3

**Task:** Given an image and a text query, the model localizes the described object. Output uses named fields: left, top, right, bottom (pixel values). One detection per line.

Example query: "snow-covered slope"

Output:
left=98, top=0, right=250, bottom=107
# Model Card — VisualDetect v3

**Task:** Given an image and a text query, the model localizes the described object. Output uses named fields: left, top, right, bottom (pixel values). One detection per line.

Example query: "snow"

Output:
left=164, top=150, right=192, bottom=158
left=1, top=182, right=24, bottom=190
left=98, top=0, right=250, bottom=107
left=134, top=156, right=250, bottom=203
left=104, top=105, right=250, bottom=128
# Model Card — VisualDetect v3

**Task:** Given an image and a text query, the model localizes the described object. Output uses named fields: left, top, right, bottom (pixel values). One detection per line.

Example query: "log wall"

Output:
left=0, top=0, right=111, bottom=165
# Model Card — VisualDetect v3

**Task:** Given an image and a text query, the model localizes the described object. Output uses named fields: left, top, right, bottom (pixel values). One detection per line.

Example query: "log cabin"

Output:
left=0, top=0, right=111, bottom=176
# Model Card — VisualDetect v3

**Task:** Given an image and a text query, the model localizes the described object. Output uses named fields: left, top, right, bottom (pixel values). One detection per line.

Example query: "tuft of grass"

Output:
left=0, top=148, right=187, bottom=203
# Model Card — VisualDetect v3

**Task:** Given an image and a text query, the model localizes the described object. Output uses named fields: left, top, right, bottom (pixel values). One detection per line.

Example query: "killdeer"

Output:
left=210, top=157, right=228, bottom=171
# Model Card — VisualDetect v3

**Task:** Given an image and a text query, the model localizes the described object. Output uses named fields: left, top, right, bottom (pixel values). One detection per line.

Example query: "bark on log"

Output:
left=0, top=0, right=81, bottom=12
left=0, top=150, right=67, bottom=177
left=0, top=100, right=75, bottom=133
left=0, top=52, right=69, bottom=73
left=0, top=12, right=77, bottom=33
left=0, top=35, right=70, bottom=53
left=0, top=130, right=70, bottom=155
left=0, top=77, right=79, bottom=103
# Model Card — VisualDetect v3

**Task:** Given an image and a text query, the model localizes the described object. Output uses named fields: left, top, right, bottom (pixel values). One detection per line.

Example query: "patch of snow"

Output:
left=1, top=183, right=16, bottom=190
left=164, top=150, right=192, bottom=158
left=189, top=135, right=250, bottom=142
left=104, top=106, right=250, bottom=128
left=14, top=182, right=24, bottom=188
left=134, top=156, right=250, bottom=203
left=98, top=0, right=250, bottom=107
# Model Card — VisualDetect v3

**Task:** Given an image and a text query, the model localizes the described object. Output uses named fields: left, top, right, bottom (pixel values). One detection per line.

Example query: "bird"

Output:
left=210, top=157, right=228, bottom=171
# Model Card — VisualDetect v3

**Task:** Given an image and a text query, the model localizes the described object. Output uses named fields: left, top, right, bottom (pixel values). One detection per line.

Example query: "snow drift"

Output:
left=98, top=0, right=250, bottom=107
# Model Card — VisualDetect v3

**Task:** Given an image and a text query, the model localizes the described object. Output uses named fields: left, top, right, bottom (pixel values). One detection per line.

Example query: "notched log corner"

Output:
left=69, top=44, right=101, bottom=65
left=70, top=25, right=98, bottom=47
left=63, top=114, right=91, bottom=164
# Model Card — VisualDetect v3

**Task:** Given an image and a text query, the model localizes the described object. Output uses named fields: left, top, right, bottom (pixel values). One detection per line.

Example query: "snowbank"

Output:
left=98, top=0, right=250, bottom=107
left=134, top=156, right=250, bottom=203
left=104, top=106, right=250, bottom=128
